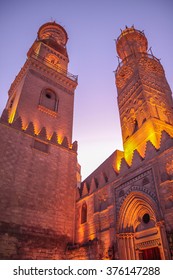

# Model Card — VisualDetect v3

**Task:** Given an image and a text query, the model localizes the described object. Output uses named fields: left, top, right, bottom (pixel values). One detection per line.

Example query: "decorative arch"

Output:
left=8, top=93, right=16, bottom=110
left=122, top=116, right=130, bottom=140
left=133, top=119, right=139, bottom=133
left=116, top=191, right=168, bottom=260
left=117, top=191, right=159, bottom=233
left=39, top=88, right=58, bottom=112
left=46, top=53, right=59, bottom=65
left=81, top=201, right=87, bottom=224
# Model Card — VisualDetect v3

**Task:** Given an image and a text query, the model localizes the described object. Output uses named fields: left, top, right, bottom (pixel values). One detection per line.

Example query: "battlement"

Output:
left=78, top=130, right=173, bottom=199
left=0, top=109, right=78, bottom=153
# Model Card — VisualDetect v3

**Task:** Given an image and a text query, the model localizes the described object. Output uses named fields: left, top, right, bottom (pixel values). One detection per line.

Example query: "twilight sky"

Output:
left=0, top=0, right=173, bottom=179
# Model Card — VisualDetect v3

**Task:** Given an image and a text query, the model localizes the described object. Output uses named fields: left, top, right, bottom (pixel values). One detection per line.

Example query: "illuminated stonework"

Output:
left=0, top=22, right=79, bottom=260
left=115, top=27, right=173, bottom=165
left=0, top=24, right=173, bottom=260
left=75, top=26, right=173, bottom=260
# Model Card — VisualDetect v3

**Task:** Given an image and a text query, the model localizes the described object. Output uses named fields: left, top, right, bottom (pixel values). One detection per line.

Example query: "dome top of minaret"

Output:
left=116, top=26, right=148, bottom=60
left=37, top=21, right=68, bottom=47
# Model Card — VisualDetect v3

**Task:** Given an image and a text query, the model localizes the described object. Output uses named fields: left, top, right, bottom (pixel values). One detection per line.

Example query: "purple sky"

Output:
left=0, top=0, right=173, bottom=179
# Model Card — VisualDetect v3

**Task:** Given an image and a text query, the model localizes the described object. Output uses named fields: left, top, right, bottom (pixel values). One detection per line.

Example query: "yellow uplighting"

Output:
left=8, top=110, right=15, bottom=124
left=123, top=119, right=173, bottom=166
left=78, top=227, right=85, bottom=243
left=113, top=150, right=124, bottom=172
left=8, top=99, right=18, bottom=124
left=57, top=134, right=63, bottom=144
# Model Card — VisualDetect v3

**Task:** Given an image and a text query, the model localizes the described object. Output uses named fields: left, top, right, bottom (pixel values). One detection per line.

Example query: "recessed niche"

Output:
left=142, top=213, right=150, bottom=224
left=45, top=93, right=51, bottom=99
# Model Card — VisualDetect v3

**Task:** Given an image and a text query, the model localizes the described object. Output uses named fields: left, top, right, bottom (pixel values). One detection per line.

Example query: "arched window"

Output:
left=81, top=202, right=87, bottom=224
left=133, top=119, right=139, bottom=133
left=7, top=93, right=16, bottom=110
left=39, top=89, right=58, bottom=111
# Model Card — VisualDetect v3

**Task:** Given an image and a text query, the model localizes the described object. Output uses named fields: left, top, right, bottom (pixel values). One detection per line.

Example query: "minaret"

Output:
left=115, top=26, right=173, bottom=164
left=6, top=22, right=77, bottom=144
left=0, top=22, right=78, bottom=259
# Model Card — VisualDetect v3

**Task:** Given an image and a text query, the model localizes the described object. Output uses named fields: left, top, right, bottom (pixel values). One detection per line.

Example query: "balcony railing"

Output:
left=30, top=51, right=78, bottom=82
left=115, top=52, right=161, bottom=75
left=116, top=28, right=145, bottom=43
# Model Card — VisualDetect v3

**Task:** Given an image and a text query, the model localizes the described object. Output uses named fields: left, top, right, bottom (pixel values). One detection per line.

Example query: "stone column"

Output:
left=117, top=234, right=126, bottom=259
left=125, top=234, right=131, bottom=259
left=117, top=233, right=135, bottom=260
left=157, top=221, right=171, bottom=260
left=129, top=234, right=136, bottom=259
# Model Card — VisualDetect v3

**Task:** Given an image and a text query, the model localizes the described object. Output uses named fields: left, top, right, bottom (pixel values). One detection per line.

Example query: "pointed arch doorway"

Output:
left=116, top=191, right=170, bottom=260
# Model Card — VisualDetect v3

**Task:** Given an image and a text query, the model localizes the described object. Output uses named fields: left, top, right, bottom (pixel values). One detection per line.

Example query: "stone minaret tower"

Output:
left=7, top=22, right=77, bottom=143
left=115, top=27, right=173, bottom=164
left=0, top=22, right=78, bottom=259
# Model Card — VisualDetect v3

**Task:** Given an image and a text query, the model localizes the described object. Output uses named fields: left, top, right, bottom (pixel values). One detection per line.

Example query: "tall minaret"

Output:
left=6, top=22, right=77, bottom=144
left=0, top=22, right=78, bottom=259
left=115, top=26, right=173, bottom=164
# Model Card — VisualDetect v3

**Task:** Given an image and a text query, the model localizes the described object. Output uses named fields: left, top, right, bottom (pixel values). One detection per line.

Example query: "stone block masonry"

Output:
left=0, top=122, right=77, bottom=259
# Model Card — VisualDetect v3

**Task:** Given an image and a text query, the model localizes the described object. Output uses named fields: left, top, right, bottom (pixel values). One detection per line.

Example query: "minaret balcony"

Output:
left=115, top=52, right=161, bottom=76
left=31, top=51, right=78, bottom=82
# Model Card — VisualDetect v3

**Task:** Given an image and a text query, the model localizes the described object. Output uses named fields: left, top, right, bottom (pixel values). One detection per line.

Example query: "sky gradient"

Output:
left=0, top=0, right=173, bottom=179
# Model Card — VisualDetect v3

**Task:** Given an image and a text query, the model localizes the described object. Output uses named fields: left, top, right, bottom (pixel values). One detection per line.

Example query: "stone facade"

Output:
left=74, top=27, right=173, bottom=260
left=0, top=22, right=78, bottom=259
left=0, top=24, right=173, bottom=260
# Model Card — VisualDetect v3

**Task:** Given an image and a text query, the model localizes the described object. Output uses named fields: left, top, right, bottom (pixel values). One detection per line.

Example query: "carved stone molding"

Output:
left=29, top=69, right=74, bottom=95
left=117, top=233, right=134, bottom=239
left=114, top=169, right=159, bottom=214
left=135, top=238, right=161, bottom=250
left=116, top=169, right=151, bottom=189
left=38, top=104, right=58, bottom=117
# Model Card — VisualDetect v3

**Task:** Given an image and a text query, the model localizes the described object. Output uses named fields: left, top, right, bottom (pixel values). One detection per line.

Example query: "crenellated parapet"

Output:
left=0, top=109, right=78, bottom=153
left=78, top=131, right=173, bottom=199
left=0, top=21, right=79, bottom=261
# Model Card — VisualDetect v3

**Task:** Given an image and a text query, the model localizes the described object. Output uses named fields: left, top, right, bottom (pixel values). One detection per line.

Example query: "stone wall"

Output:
left=0, top=221, right=69, bottom=259
left=0, top=122, right=77, bottom=259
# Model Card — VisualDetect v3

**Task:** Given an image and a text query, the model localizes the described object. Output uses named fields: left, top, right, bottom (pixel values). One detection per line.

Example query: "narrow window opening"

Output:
left=81, top=202, right=87, bottom=224
left=142, top=213, right=150, bottom=224
left=45, top=93, right=51, bottom=99
left=133, top=119, right=139, bottom=133
left=39, top=89, right=58, bottom=112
